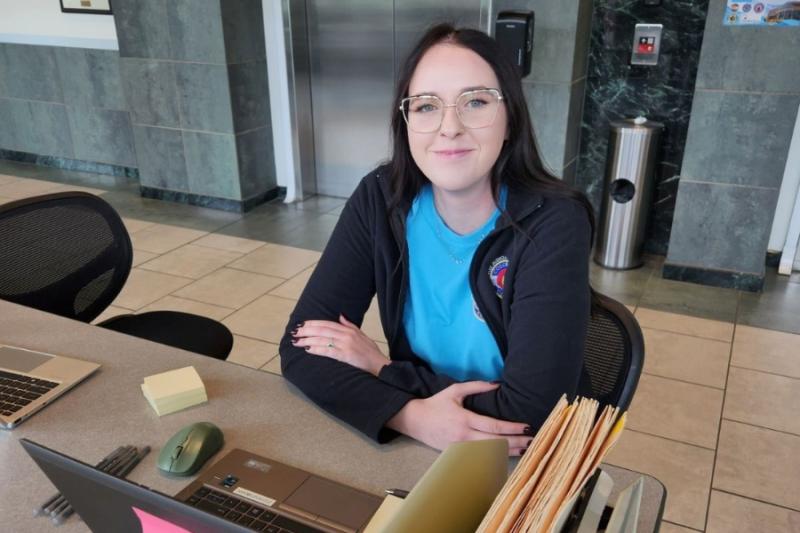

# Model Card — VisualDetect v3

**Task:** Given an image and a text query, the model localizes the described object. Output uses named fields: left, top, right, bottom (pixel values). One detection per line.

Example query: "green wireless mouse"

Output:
left=157, top=422, right=224, bottom=476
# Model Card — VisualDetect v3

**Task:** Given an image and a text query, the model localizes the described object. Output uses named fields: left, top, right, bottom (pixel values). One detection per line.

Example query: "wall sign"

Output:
left=60, top=0, right=112, bottom=15
left=723, top=1, right=800, bottom=26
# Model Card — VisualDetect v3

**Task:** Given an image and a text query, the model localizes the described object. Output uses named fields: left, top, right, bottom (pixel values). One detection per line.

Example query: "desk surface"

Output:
left=0, top=301, right=665, bottom=532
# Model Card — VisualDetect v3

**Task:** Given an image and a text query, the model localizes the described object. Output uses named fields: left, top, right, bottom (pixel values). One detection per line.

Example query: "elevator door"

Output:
left=306, top=0, right=486, bottom=198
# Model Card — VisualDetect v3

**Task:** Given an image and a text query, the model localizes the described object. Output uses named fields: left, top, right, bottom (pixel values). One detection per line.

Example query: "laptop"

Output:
left=0, top=345, right=99, bottom=429
left=21, top=438, right=509, bottom=533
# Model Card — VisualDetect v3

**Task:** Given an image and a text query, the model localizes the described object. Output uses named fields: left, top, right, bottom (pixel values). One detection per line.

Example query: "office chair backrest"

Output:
left=578, top=293, right=644, bottom=412
left=0, top=192, right=132, bottom=323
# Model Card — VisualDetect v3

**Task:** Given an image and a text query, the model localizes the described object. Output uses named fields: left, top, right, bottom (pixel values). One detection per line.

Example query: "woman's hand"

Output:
left=291, top=315, right=389, bottom=376
left=387, top=381, right=533, bottom=456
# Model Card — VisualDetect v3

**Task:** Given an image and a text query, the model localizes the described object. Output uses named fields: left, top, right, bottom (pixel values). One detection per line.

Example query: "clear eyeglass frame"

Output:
left=399, top=88, right=505, bottom=133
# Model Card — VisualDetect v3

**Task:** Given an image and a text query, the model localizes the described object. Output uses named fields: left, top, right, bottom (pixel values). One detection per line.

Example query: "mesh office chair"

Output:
left=0, top=192, right=233, bottom=360
left=578, top=292, right=644, bottom=412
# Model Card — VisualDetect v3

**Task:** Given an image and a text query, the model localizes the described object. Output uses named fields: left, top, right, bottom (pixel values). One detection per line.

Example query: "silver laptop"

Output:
left=0, top=345, right=99, bottom=429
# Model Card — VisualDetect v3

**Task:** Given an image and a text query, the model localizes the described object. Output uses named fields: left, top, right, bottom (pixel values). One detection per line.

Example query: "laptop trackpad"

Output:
left=284, top=476, right=381, bottom=530
left=0, top=347, right=53, bottom=373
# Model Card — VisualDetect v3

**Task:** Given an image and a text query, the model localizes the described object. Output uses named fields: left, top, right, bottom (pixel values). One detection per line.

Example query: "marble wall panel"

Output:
left=55, top=48, right=126, bottom=111
left=113, top=0, right=171, bottom=60
left=0, top=98, right=73, bottom=158
left=174, top=63, right=234, bottom=133
left=0, top=43, right=63, bottom=102
left=236, top=127, right=276, bottom=199
left=221, top=0, right=267, bottom=64
left=120, top=59, right=180, bottom=128
left=183, top=131, right=240, bottom=199
left=667, top=181, right=778, bottom=275
left=166, top=0, right=227, bottom=64
left=67, top=106, right=137, bottom=167
left=228, top=60, right=270, bottom=134
left=682, top=91, right=799, bottom=189
left=132, top=125, right=188, bottom=191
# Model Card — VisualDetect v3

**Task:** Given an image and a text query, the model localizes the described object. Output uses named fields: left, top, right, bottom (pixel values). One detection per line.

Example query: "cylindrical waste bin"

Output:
left=594, top=116, right=663, bottom=269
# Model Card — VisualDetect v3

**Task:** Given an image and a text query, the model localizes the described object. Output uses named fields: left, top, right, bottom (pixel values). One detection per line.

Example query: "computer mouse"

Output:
left=157, top=422, right=224, bottom=477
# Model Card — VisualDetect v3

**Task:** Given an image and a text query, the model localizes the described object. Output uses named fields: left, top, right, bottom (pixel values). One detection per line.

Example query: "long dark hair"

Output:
left=387, top=23, right=599, bottom=307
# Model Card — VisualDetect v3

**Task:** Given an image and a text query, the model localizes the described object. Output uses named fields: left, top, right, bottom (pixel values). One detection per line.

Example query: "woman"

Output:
left=279, top=24, right=594, bottom=456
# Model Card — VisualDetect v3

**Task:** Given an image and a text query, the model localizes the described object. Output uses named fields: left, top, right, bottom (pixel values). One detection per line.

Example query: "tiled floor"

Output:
left=2, top=161, right=799, bottom=532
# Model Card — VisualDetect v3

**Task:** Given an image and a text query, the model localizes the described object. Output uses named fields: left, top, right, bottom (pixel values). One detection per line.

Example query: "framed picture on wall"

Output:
left=60, top=0, right=112, bottom=15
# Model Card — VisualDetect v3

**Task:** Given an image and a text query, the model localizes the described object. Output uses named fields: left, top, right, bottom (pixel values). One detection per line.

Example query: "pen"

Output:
left=384, top=488, right=410, bottom=499
left=115, top=446, right=151, bottom=478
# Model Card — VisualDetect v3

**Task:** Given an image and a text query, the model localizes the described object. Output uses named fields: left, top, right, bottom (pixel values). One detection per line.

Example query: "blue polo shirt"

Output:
left=402, top=184, right=506, bottom=382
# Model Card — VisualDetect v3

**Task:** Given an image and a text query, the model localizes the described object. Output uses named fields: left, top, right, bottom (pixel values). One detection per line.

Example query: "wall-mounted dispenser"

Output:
left=495, top=11, right=534, bottom=77
left=630, top=23, right=663, bottom=66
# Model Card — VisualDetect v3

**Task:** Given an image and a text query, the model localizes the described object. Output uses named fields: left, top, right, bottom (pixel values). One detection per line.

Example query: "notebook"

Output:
left=0, top=345, right=99, bottom=429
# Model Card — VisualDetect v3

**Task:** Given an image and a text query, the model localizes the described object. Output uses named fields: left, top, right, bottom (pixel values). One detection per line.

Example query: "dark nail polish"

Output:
left=519, top=447, right=528, bottom=456
left=291, top=337, right=298, bottom=344
left=304, top=346, right=311, bottom=351
left=295, top=322, right=304, bottom=328
left=523, top=426, right=534, bottom=436
left=291, top=328, right=298, bottom=336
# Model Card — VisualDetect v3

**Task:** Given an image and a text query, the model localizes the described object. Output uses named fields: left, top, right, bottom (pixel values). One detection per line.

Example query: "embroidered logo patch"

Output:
left=488, top=256, right=509, bottom=299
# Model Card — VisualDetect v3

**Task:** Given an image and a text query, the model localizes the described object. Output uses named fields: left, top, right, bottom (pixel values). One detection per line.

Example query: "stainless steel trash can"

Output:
left=594, top=116, right=663, bottom=269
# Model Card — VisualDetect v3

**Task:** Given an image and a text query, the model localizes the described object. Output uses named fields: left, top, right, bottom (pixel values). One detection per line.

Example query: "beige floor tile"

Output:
left=91, top=305, right=133, bottom=324
left=714, top=420, right=800, bottom=510
left=48, top=183, right=107, bottom=196
left=643, top=328, right=730, bottom=389
left=138, top=295, right=234, bottom=321
left=269, top=265, right=316, bottom=300
left=112, top=268, right=193, bottom=310
left=706, top=490, right=800, bottom=533
left=724, top=367, right=800, bottom=436
left=375, top=341, right=390, bottom=357
left=223, top=294, right=297, bottom=343
left=174, top=268, right=284, bottom=309
left=228, top=243, right=321, bottom=279
left=261, top=355, right=282, bottom=375
left=627, top=374, right=723, bottom=449
left=122, top=217, right=156, bottom=234
left=129, top=223, right=207, bottom=254
left=227, top=336, right=279, bottom=370
left=0, top=177, right=63, bottom=198
left=0, top=173, right=17, bottom=185
left=0, top=195, right=13, bottom=205
left=732, top=325, right=800, bottom=379
left=192, top=233, right=266, bottom=254
left=362, top=298, right=387, bottom=343
left=138, top=244, right=242, bottom=279
left=132, top=249, right=158, bottom=267
left=659, top=522, right=699, bottom=533
left=604, top=430, right=715, bottom=530
left=635, top=308, right=734, bottom=342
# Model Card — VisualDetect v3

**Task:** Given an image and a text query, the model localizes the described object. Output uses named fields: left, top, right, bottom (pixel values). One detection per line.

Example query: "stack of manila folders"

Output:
left=365, top=395, right=638, bottom=533
left=141, top=366, right=207, bottom=416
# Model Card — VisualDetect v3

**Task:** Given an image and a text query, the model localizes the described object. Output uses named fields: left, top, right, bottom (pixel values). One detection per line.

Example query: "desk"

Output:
left=0, top=301, right=665, bottom=532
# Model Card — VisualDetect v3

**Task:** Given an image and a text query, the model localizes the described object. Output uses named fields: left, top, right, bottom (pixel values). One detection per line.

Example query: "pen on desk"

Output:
left=384, top=488, right=409, bottom=499
left=117, top=446, right=151, bottom=478
left=49, top=498, right=70, bottom=518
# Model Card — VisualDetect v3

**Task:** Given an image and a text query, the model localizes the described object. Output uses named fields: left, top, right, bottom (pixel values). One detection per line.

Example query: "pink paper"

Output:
left=132, top=507, right=194, bottom=533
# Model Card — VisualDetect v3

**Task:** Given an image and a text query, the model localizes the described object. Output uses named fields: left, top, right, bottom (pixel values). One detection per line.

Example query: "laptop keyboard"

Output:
left=0, top=370, right=59, bottom=416
left=188, top=487, right=324, bottom=533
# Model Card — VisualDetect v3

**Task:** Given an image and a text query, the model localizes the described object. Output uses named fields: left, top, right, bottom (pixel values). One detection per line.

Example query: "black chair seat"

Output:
left=98, top=311, right=233, bottom=360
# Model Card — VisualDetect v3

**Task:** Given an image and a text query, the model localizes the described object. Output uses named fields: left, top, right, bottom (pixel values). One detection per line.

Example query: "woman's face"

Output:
left=406, top=43, right=507, bottom=195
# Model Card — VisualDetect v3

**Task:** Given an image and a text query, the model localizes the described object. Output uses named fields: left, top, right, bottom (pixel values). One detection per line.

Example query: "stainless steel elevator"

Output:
left=288, top=0, right=492, bottom=198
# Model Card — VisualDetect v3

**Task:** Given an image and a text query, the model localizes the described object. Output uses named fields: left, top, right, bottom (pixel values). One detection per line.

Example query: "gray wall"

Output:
left=114, top=0, right=275, bottom=206
left=0, top=43, right=137, bottom=168
left=505, top=0, right=592, bottom=182
left=664, top=0, right=800, bottom=289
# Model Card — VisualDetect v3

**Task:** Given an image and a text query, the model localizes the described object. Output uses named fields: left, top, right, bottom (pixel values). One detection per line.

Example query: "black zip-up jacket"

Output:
left=279, top=166, right=592, bottom=443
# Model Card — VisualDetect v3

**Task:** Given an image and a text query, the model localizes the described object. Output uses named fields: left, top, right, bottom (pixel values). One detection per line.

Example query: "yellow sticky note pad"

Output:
left=141, top=366, right=207, bottom=416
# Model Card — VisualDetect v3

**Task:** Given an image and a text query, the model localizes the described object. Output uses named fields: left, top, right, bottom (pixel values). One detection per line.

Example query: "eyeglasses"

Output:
left=399, top=88, right=504, bottom=133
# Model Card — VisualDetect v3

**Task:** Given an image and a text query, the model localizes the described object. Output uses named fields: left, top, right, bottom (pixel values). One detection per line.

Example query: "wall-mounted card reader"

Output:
left=630, top=23, right=663, bottom=66
left=496, top=11, right=534, bottom=77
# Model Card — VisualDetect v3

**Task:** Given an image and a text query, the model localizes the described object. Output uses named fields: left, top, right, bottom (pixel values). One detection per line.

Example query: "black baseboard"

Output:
left=662, top=263, right=764, bottom=292
left=765, top=251, right=781, bottom=268
left=0, top=149, right=139, bottom=179
left=140, top=186, right=280, bottom=213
